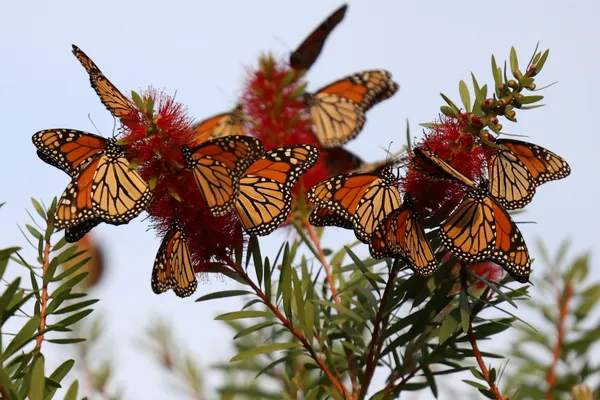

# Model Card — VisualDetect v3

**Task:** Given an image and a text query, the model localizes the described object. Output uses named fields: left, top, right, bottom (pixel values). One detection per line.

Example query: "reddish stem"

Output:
left=546, top=281, right=573, bottom=399
left=359, top=267, right=399, bottom=399
left=461, top=264, right=504, bottom=400
left=34, top=237, right=51, bottom=355
left=302, top=219, right=340, bottom=304
left=227, top=260, right=351, bottom=399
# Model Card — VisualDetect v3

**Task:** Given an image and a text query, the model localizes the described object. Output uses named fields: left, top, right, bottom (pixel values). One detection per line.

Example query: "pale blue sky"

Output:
left=1, top=1, right=598, bottom=398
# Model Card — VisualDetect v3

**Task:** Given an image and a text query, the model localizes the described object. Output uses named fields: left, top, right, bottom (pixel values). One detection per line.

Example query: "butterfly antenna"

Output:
left=87, top=114, right=103, bottom=136
left=272, top=35, right=291, bottom=53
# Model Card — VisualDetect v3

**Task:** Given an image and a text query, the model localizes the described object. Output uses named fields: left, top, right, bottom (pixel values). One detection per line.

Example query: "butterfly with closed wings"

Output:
left=152, top=217, right=198, bottom=298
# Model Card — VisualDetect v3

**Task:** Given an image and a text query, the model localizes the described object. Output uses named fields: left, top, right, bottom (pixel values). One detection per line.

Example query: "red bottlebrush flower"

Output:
left=122, top=90, right=244, bottom=271
left=242, top=54, right=330, bottom=192
left=443, top=252, right=505, bottom=295
left=401, top=114, right=492, bottom=221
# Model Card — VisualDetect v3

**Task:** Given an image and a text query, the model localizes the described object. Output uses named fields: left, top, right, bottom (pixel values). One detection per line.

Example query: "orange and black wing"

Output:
left=307, top=167, right=401, bottom=243
left=33, top=129, right=108, bottom=176
left=72, top=45, right=137, bottom=121
left=369, top=197, right=437, bottom=276
left=305, top=70, right=398, bottom=148
left=289, top=4, right=348, bottom=71
left=321, top=147, right=364, bottom=176
left=496, top=139, right=571, bottom=186
left=412, top=147, right=476, bottom=188
left=309, top=207, right=353, bottom=230
left=152, top=218, right=198, bottom=298
left=489, top=147, right=535, bottom=210
left=438, top=190, right=496, bottom=263
left=489, top=200, right=531, bottom=282
left=190, top=105, right=248, bottom=145
left=236, top=145, right=319, bottom=236
left=90, top=148, right=151, bottom=224
left=65, top=219, right=102, bottom=243
left=182, top=136, right=265, bottom=216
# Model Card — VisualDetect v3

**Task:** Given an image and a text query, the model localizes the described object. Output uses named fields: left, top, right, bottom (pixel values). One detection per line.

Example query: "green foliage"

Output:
left=503, top=239, right=600, bottom=399
left=0, top=199, right=97, bottom=399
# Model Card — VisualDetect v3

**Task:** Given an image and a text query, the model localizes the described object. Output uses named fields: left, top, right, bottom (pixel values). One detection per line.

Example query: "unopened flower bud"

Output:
left=528, top=83, right=536, bottom=90
left=507, top=80, right=518, bottom=89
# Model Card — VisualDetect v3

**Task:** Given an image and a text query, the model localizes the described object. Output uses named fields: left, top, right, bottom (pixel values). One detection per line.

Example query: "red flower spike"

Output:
left=401, top=114, right=492, bottom=221
left=444, top=252, right=505, bottom=295
left=242, top=54, right=330, bottom=212
left=122, top=89, right=244, bottom=270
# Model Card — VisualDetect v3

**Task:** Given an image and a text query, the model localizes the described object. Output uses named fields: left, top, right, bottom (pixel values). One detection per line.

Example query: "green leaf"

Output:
left=31, top=198, right=46, bottom=220
left=312, top=300, right=364, bottom=322
left=0, top=278, right=22, bottom=319
left=215, top=310, right=271, bottom=321
left=459, top=80, right=471, bottom=112
left=462, top=379, right=488, bottom=390
left=304, top=288, right=315, bottom=344
left=440, top=93, right=460, bottom=114
left=304, top=386, right=320, bottom=400
left=510, top=46, right=519, bottom=73
left=460, top=287, right=470, bottom=333
left=46, top=338, right=87, bottom=344
left=230, top=342, right=299, bottom=362
left=255, top=355, right=290, bottom=378
left=439, top=314, right=458, bottom=343
left=63, top=380, right=79, bottom=400
left=234, top=321, right=278, bottom=339
left=292, top=269, right=305, bottom=328
left=131, top=91, right=144, bottom=109
left=29, top=355, right=45, bottom=400
left=2, top=316, right=40, bottom=361
left=518, top=95, right=544, bottom=105
left=53, top=309, right=94, bottom=328
left=249, top=236, right=263, bottom=285
left=536, top=49, right=550, bottom=72
left=195, top=290, right=251, bottom=302
left=423, top=366, right=438, bottom=398
left=344, top=246, right=380, bottom=292
left=52, top=236, right=67, bottom=252
left=53, top=299, right=99, bottom=315
left=264, top=257, right=272, bottom=301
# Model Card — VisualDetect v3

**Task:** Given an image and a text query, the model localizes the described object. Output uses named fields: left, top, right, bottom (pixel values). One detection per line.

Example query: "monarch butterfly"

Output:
left=32, top=129, right=151, bottom=241
left=413, top=148, right=531, bottom=282
left=235, top=144, right=319, bottom=236
left=307, top=166, right=402, bottom=243
left=489, top=138, right=571, bottom=210
left=304, top=70, right=398, bottom=148
left=71, top=45, right=138, bottom=121
left=182, top=136, right=265, bottom=216
left=289, top=4, right=348, bottom=71
left=369, top=196, right=438, bottom=277
left=309, top=207, right=354, bottom=230
left=151, top=217, right=197, bottom=298
left=190, top=105, right=250, bottom=146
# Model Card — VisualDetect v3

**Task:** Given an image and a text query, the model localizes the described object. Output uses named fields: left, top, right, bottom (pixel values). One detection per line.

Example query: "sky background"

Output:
left=1, top=0, right=599, bottom=398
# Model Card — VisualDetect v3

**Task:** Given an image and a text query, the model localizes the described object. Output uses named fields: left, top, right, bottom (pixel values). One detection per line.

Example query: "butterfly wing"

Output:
left=370, top=198, right=437, bottom=276
left=90, top=151, right=152, bottom=224
left=33, top=129, right=108, bottom=176
left=183, top=136, right=265, bottom=216
left=308, top=207, right=353, bottom=230
left=65, top=218, right=102, bottom=243
left=321, top=147, right=364, bottom=176
left=235, top=145, right=319, bottom=236
left=489, top=148, right=535, bottom=210
left=308, top=167, right=401, bottom=243
left=439, top=190, right=496, bottom=263
left=190, top=106, right=248, bottom=145
left=289, top=4, right=348, bottom=70
left=496, top=139, right=571, bottom=186
left=54, top=158, right=102, bottom=230
left=152, top=218, right=198, bottom=297
left=306, top=70, right=398, bottom=148
left=489, top=200, right=531, bottom=282
left=71, top=45, right=137, bottom=121
left=412, top=148, right=476, bottom=188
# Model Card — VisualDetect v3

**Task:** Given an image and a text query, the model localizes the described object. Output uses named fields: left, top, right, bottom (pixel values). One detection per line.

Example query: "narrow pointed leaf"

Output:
left=230, top=342, right=299, bottom=362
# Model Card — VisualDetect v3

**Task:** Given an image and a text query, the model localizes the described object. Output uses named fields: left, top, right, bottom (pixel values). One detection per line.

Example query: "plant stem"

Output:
left=546, top=280, right=573, bottom=399
left=359, top=266, right=399, bottom=399
left=302, top=218, right=340, bottom=305
left=34, top=237, right=51, bottom=355
left=460, top=264, right=504, bottom=400
left=227, top=260, right=351, bottom=399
